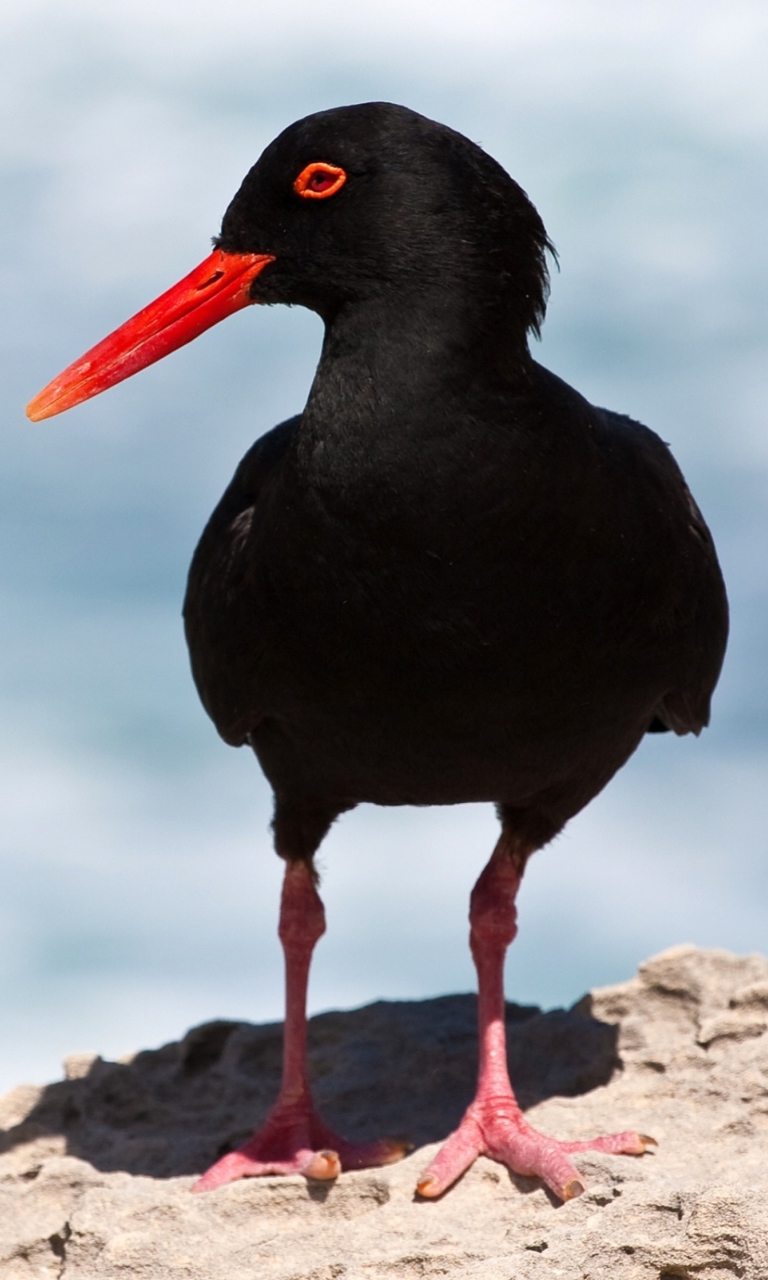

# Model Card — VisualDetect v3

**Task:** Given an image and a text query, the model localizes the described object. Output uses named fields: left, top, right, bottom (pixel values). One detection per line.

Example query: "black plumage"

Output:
left=183, top=102, right=727, bottom=861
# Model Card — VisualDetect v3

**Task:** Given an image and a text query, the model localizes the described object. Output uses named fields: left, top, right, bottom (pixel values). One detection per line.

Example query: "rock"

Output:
left=3, top=945, right=768, bottom=1278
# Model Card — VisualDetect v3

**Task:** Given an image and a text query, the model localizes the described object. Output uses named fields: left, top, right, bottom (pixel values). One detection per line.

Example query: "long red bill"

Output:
left=26, top=249, right=275, bottom=422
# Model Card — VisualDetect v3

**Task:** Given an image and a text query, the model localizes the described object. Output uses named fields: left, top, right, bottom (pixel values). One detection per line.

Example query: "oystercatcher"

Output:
left=27, top=102, right=728, bottom=1200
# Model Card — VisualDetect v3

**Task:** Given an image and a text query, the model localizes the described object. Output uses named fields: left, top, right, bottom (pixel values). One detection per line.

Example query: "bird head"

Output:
left=27, top=102, right=553, bottom=422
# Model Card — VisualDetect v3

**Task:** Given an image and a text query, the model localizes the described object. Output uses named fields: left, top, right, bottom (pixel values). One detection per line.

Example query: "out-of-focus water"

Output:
left=1, top=0, right=766, bottom=1093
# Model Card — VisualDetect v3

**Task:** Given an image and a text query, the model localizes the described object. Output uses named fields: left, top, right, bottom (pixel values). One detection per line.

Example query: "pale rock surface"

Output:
left=3, top=945, right=768, bottom=1279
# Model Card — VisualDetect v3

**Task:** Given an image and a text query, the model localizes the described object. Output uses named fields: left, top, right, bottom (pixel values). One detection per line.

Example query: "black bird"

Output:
left=28, top=102, right=728, bottom=1201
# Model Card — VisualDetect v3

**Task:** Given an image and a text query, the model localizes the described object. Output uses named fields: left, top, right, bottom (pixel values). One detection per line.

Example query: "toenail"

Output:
left=304, top=1149, right=341, bottom=1180
left=563, top=1178, right=586, bottom=1200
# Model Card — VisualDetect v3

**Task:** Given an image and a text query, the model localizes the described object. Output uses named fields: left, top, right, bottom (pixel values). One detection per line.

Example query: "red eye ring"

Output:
left=293, top=162, right=347, bottom=200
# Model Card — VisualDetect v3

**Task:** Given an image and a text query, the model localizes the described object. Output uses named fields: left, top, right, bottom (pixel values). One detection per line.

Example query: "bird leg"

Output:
left=193, top=857, right=407, bottom=1192
left=416, top=834, right=655, bottom=1202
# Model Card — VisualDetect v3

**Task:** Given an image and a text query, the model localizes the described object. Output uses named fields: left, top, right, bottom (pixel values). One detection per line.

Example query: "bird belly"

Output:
left=247, top=622, right=655, bottom=819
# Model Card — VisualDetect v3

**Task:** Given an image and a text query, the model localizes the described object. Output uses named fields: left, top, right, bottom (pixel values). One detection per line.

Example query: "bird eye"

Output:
left=293, top=163, right=347, bottom=200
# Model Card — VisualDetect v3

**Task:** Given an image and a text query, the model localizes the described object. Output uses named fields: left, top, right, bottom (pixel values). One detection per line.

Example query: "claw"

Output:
left=302, top=1148, right=341, bottom=1180
left=637, top=1133, right=658, bottom=1152
left=416, top=1172, right=440, bottom=1199
left=381, top=1138, right=414, bottom=1163
left=562, top=1177, right=586, bottom=1200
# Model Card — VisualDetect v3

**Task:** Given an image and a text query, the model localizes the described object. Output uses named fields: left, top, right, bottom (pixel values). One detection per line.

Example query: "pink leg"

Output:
left=417, top=835, right=656, bottom=1202
left=193, top=859, right=408, bottom=1192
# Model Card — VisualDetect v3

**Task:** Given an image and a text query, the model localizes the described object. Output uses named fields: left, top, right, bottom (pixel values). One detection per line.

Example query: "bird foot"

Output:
left=416, top=1093, right=656, bottom=1202
left=193, top=1093, right=410, bottom=1192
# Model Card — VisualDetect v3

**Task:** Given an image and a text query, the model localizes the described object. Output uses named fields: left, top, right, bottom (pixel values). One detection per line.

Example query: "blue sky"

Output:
left=1, top=0, right=767, bottom=1092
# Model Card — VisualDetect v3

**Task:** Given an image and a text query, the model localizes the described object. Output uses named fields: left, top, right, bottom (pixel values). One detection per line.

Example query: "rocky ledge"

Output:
left=3, top=945, right=768, bottom=1279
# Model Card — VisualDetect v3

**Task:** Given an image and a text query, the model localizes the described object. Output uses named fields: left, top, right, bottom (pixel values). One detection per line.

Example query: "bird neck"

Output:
left=304, top=288, right=532, bottom=440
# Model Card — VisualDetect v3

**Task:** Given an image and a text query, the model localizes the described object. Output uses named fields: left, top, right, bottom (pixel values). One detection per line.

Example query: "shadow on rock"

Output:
left=0, top=995, right=620, bottom=1179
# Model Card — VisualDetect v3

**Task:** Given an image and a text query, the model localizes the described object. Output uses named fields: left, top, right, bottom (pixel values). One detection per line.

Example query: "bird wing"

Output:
left=597, top=408, right=729, bottom=738
left=183, top=416, right=299, bottom=746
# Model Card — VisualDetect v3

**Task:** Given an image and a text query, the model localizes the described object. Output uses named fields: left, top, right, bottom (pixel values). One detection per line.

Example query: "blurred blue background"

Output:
left=1, top=0, right=767, bottom=1093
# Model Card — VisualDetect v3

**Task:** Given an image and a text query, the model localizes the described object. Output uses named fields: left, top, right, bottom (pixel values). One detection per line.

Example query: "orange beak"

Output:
left=26, top=248, right=275, bottom=422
